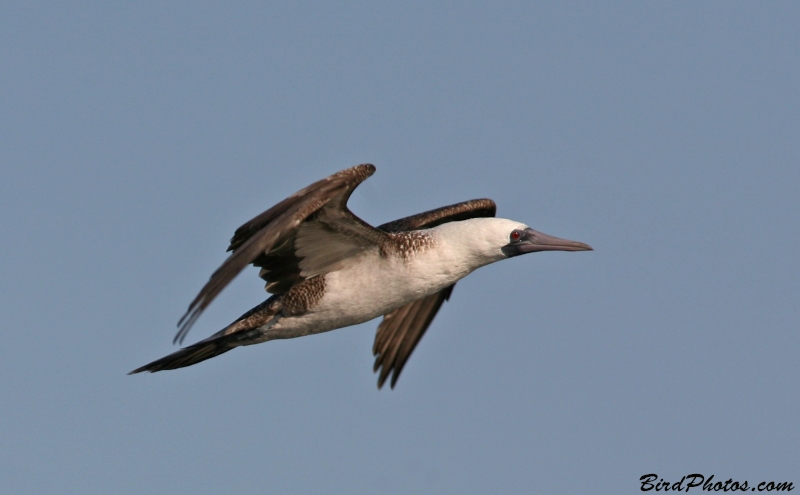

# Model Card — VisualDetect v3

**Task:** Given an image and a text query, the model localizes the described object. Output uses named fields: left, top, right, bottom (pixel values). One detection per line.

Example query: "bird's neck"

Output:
left=414, top=221, right=506, bottom=283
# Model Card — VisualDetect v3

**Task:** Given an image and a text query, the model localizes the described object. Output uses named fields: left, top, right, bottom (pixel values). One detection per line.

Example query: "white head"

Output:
left=433, top=217, right=592, bottom=270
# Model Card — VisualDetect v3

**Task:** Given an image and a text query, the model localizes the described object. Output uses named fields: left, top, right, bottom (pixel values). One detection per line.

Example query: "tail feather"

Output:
left=130, top=297, right=280, bottom=375
left=128, top=339, right=233, bottom=374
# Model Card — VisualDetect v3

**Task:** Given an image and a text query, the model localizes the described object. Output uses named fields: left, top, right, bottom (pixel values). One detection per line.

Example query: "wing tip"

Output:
left=174, top=309, right=202, bottom=345
left=337, top=163, right=376, bottom=184
left=356, top=163, right=376, bottom=174
left=373, top=366, right=401, bottom=390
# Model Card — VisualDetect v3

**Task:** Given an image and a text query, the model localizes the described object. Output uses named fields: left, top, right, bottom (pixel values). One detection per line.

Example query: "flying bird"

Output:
left=130, top=164, right=592, bottom=388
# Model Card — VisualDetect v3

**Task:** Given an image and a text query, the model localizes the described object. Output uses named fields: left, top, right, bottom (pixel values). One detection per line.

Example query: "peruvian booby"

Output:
left=130, top=164, right=592, bottom=388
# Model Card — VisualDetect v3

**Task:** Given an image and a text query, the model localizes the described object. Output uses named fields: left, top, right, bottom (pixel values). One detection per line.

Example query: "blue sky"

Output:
left=1, top=2, right=798, bottom=493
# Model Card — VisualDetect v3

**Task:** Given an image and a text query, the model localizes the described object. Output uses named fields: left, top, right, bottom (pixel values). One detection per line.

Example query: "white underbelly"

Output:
left=266, top=250, right=469, bottom=339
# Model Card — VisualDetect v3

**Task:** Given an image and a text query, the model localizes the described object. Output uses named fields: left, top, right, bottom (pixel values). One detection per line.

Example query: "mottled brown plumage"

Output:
left=384, top=231, right=436, bottom=260
left=281, top=275, right=326, bottom=316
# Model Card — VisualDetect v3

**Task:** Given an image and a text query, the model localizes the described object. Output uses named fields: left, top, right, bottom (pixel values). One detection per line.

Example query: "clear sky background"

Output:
left=1, top=2, right=798, bottom=494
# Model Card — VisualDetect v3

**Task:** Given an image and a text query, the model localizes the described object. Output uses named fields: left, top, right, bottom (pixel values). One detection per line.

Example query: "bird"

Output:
left=129, top=164, right=592, bottom=388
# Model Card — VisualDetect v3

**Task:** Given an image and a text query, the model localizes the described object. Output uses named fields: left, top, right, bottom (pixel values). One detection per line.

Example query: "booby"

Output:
left=130, top=164, right=592, bottom=388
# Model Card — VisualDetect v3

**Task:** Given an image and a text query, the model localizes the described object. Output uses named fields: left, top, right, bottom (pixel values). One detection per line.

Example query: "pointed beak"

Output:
left=502, top=228, right=593, bottom=257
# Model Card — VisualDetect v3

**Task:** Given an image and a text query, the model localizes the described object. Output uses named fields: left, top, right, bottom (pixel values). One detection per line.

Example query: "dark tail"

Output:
left=128, top=339, right=234, bottom=374
left=131, top=297, right=281, bottom=375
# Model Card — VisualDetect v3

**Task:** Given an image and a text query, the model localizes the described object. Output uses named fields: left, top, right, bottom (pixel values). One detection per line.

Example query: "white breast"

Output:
left=266, top=223, right=494, bottom=339
left=320, top=246, right=462, bottom=322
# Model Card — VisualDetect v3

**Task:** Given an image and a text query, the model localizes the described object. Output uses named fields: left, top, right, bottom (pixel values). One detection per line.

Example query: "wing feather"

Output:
left=377, top=198, right=496, bottom=232
left=175, top=164, right=378, bottom=344
left=294, top=221, right=375, bottom=277
left=373, top=285, right=454, bottom=389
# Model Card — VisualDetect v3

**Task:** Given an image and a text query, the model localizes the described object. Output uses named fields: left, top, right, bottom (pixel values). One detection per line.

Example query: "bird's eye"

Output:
left=510, top=229, right=522, bottom=241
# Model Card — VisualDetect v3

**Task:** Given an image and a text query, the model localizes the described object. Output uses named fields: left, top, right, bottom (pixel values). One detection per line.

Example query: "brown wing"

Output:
left=377, top=198, right=496, bottom=232
left=175, top=164, right=380, bottom=344
left=373, top=285, right=454, bottom=389
left=372, top=199, right=497, bottom=389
